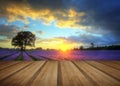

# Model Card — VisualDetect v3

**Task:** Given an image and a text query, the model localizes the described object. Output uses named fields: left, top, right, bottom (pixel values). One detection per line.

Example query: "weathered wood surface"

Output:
left=0, top=61, right=120, bottom=86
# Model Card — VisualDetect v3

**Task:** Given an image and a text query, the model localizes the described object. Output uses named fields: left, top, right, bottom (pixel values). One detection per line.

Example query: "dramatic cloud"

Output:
left=0, top=24, right=20, bottom=48
left=67, top=34, right=115, bottom=46
left=0, top=0, right=120, bottom=47
left=74, top=0, right=120, bottom=42
left=0, top=24, right=20, bottom=39
left=36, top=37, right=80, bottom=50
left=0, top=0, right=85, bottom=28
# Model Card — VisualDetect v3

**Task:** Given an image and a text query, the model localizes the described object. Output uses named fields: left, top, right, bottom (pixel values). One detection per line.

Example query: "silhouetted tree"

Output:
left=80, top=46, right=84, bottom=50
left=36, top=47, right=42, bottom=50
left=91, top=43, right=94, bottom=48
left=11, top=31, right=36, bottom=51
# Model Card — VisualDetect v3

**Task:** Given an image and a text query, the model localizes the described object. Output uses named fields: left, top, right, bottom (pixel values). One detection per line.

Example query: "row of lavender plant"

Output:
left=1, top=49, right=120, bottom=60
left=27, top=50, right=73, bottom=60
left=3, top=52, right=21, bottom=61
left=0, top=49, right=34, bottom=61
left=22, top=52, right=33, bottom=61
left=62, top=50, right=120, bottom=60
left=26, top=50, right=48, bottom=60
left=0, top=49, right=19, bottom=59
left=27, top=50, right=62, bottom=60
left=27, top=50, right=120, bottom=60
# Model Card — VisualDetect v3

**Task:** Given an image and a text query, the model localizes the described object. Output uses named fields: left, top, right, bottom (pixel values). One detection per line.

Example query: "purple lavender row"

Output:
left=27, top=51, right=46, bottom=60
left=27, top=50, right=59, bottom=60
left=27, top=50, right=120, bottom=60
left=69, top=50, right=120, bottom=60
left=0, top=49, right=13, bottom=53
left=0, top=49, right=17, bottom=54
left=27, top=50, right=47, bottom=60
left=22, top=52, right=33, bottom=61
left=0, top=51, right=17, bottom=58
left=3, top=52, right=20, bottom=61
left=27, top=50, right=64, bottom=60
left=0, top=53, right=12, bottom=58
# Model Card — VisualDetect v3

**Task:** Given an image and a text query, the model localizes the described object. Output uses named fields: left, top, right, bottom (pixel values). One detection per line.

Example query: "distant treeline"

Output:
left=74, top=45, right=120, bottom=50
left=0, top=45, right=120, bottom=51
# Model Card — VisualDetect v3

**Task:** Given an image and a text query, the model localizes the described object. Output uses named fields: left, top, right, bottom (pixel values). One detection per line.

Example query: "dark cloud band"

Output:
left=0, top=0, right=120, bottom=45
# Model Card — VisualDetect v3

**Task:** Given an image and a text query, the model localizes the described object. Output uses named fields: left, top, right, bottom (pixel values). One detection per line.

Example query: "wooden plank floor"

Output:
left=0, top=61, right=120, bottom=86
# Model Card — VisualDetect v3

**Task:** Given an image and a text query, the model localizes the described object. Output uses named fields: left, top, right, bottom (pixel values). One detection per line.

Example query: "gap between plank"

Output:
left=57, top=61, right=63, bottom=86
left=85, top=61, right=120, bottom=82
left=26, top=61, right=47, bottom=86
left=96, top=61, right=120, bottom=71
left=0, top=62, right=20, bottom=71
left=71, top=61, right=99, bottom=86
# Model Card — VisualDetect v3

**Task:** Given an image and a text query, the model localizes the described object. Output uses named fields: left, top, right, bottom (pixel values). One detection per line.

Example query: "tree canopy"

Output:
left=11, top=31, right=36, bottom=51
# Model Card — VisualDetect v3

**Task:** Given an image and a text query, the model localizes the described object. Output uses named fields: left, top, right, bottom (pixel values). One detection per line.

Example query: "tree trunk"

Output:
left=21, top=46, right=24, bottom=51
left=24, top=46, right=26, bottom=51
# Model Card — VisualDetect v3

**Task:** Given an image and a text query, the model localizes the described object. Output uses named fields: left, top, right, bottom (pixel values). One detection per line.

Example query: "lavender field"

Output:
left=0, top=49, right=120, bottom=61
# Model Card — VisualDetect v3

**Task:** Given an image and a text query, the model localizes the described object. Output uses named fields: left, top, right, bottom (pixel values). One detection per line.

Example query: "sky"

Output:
left=0, top=0, right=120, bottom=51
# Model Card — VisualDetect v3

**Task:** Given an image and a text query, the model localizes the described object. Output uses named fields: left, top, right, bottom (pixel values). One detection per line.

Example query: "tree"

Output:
left=11, top=31, right=36, bottom=51
left=80, top=46, right=84, bottom=50
left=91, top=43, right=94, bottom=48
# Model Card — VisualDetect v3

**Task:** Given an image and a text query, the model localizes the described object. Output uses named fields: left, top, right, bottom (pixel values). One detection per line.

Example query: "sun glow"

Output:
left=36, top=37, right=80, bottom=52
left=59, top=44, right=70, bottom=52
left=58, top=49, right=72, bottom=60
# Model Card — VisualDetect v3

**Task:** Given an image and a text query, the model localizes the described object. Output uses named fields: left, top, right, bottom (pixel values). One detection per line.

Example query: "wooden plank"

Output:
left=0, top=61, right=10, bottom=65
left=0, top=61, right=19, bottom=71
left=0, top=61, right=119, bottom=86
left=60, top=61, right=95, bottom=86
left=98, top=61, right=120, bottom=70
left=0, top=61, right=32, bottom=81
left=73, top=61, right=120, bottom=86
left=85, top=61, right=120, bottom=81
left=106, top=60, right=120, bottom=65
left=0, top=61, right=46, bottom=86
left=0, top=61, right=18, bottom=66
left=112, top=61, right=120, bottom=65
left=30, top=61, right=58, bottom=86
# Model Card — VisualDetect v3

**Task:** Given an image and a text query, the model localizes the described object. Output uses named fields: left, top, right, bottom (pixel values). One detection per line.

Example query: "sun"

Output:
left=59, top=44, right=69, bottom=52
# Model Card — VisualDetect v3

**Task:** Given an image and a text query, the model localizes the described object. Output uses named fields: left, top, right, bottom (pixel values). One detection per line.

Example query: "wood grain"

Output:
left=85, top=61, right=120, bottom=81
left=30, top=61, right=58, bottom=86
left=73, top=61, right=120, bottom=86
left=0, top=61, right=119, bottom=86
left=0, top=62, right=32, bottom=82
left=0, top=61, right=45, bottom=86
left=98, top=61, right=120, bottom=70
left=60, top=61, right=95, bottom=86
left=0, top=61, right=19, bottom=71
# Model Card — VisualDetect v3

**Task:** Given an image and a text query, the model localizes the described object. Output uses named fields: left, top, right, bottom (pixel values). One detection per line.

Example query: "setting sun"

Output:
left=59, top=44, right=70, bottom=52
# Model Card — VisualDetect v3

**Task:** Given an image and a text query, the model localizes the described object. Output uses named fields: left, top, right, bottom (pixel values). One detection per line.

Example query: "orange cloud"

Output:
left=5, top=3, right=86, bottom=29
left=36, top=37, right=83, bottom=50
